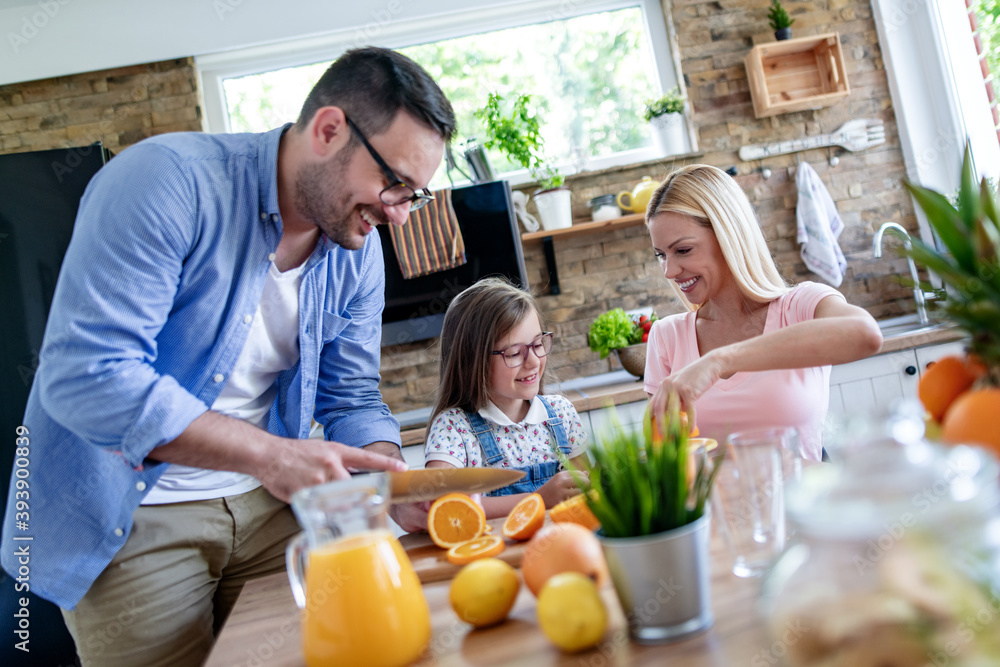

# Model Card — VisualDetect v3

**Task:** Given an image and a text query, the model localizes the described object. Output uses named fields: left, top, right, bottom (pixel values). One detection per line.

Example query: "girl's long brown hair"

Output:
left=430, top=277, right=546, bottom=425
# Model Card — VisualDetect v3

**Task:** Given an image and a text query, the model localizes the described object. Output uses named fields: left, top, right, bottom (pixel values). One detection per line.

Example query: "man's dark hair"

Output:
left=296, top=46, right=455, bottom=142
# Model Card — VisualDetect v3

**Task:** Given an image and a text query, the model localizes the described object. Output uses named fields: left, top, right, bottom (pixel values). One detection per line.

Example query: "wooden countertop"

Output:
left=399, top=325, right=966, bottom=447
left=204, top=525, right=766, bottom=667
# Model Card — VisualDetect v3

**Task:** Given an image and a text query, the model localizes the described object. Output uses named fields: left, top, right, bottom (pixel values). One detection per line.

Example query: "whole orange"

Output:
left=941, top=388, right=1000, bottom=453
left=520, top=523, right=609, bottom=597
left=918, top=356, right=984, bottom=423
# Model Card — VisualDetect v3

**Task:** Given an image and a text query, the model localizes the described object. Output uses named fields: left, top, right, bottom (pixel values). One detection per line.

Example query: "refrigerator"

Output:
left=0, top=143, right=111, bottom=666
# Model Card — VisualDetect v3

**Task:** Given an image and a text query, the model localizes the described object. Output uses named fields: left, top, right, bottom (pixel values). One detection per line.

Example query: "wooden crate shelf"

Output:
left=745, top=33, right=850, bottom=119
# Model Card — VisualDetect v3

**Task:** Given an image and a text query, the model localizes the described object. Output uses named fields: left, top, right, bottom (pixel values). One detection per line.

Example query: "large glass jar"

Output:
left=760, top=436, right=1000, bottom=667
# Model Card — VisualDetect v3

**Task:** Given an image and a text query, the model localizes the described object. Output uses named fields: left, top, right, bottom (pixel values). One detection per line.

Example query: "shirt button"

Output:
left=114, top=528, right=124, bottom=537
left=136, top=481, right=146, bottom=492
left=213, top=373, right=225, bottom=383
left=259, top=212, right=267, bottom=221
left=268, top=252, right=277, bottom=262
left=243, top=315, right=252, bottom=324
left=271, top=214, right=279, bottom=222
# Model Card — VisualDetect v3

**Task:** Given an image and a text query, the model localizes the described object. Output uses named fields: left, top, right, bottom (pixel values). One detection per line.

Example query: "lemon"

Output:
left=449, top=558, right=520, bottom=628
left=537, top=572, right=607, bottom=652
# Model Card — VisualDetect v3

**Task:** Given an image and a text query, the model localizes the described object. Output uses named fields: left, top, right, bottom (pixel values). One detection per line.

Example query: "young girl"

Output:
left=424, top=277, right=589, bottom=518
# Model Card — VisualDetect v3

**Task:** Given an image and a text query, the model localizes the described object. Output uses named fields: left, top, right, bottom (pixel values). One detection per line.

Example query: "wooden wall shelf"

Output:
left=520, top=213, right=646, bottom=295
left=745, top=33, right=849, bottom=119
left=520, top=213, right=645, bottom=243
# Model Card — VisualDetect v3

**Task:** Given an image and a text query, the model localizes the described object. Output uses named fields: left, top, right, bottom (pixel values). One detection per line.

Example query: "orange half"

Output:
left=549, top=492, right=600, bottom=531
left=428, top=493, right=487, bottom=549
left=502, top=493, right=546, bottom=541
left=446, top=534, right=506, bottom=565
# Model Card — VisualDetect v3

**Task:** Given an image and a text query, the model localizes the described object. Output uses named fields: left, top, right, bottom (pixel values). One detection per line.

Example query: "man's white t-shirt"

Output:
left=142, top=261, right=305, bottom=504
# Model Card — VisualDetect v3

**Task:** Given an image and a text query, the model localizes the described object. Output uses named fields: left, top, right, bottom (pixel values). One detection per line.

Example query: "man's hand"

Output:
left=259, top=438, right=407, bottom=503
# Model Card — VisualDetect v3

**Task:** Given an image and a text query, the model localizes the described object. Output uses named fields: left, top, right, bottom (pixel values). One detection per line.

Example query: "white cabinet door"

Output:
left=915, top=341, right=969, bottom=374
left=828, top=349, right=920, bottom=415
left=588, top=400, right=647, bottom=442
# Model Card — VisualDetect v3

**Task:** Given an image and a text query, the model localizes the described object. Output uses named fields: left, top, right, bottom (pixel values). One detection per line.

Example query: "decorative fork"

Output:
left=738, top=119, right=885, bottom=162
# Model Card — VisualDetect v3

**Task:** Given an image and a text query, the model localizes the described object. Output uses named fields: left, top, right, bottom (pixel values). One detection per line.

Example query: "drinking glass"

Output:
left=711, top=428, right=792, bottom=577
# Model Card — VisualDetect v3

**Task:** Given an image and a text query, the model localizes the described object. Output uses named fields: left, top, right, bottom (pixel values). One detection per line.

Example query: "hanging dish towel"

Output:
left=796, top=161, right=846, bottom=287
left=388, top=188, right=467, bottom=279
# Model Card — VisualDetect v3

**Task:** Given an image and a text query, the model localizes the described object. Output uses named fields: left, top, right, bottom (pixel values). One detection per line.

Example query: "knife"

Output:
left=388, top=468, right=525, bottom=504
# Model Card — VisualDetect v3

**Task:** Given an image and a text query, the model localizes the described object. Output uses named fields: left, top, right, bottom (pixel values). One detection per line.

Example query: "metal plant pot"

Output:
left=598, top=513, right=713, bottom=643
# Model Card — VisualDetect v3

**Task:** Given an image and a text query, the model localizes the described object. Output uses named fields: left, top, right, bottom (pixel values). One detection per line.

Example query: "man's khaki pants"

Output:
left=62, top=486, right=300, bottom=667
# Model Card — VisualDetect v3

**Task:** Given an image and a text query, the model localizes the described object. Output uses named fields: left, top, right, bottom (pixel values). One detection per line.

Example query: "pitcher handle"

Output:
left=285, top=532, right=308, bottom=610
left=616, top=192, right=632, bottom=210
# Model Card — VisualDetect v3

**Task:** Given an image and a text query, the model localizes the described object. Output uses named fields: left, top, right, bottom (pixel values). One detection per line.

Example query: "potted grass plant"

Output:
left=475, top=92, right=571, bottom=230
left=563, top=393, right=720, bottom=643
left=767, top=0, right=795, bottom=40
left=643, top=87, right=686, bottom=156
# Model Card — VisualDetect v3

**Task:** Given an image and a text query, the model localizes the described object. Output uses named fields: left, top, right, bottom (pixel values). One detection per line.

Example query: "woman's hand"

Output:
left=537, top=470, right=587, bottom=508
left=648, top=350, right=729, bottom=430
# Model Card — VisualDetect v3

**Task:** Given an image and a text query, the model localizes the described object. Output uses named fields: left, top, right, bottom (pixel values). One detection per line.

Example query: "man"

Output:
left=1, top=47, right=454, bottom=666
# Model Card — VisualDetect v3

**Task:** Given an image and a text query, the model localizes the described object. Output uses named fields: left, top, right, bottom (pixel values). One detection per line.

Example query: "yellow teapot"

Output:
left=616, top=176, right=658, bottom=214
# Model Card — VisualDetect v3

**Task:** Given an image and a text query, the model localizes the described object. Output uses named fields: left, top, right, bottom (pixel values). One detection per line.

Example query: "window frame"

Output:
left=196, top=0, right=695, bottom=181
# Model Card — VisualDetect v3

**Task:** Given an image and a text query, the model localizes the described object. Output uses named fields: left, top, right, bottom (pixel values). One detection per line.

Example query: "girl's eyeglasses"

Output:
left=491, top=332, right=554, bottom=368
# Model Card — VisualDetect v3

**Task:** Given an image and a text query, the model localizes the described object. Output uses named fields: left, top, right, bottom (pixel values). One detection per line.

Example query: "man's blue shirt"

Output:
left=1, top=126, right=401, bottom=608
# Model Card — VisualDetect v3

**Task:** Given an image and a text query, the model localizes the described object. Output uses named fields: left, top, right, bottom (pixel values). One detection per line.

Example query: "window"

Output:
left=197, top=0, right=690, bottom=187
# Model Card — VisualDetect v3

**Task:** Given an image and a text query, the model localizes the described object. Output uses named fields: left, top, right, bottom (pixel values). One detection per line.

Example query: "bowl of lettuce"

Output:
left=588, top=309, right=658, bottom=377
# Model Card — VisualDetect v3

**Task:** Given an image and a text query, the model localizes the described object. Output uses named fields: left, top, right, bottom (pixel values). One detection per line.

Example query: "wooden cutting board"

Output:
left=399, top=517, right=540, bottom=584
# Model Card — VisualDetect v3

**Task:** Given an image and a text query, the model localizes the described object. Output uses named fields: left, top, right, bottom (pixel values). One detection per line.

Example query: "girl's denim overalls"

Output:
left=464, top=397, right=573, bottom=496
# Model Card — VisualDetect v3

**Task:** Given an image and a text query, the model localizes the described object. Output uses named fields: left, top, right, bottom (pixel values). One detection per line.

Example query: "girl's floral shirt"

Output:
left=423, top=394, right=588, bottom=469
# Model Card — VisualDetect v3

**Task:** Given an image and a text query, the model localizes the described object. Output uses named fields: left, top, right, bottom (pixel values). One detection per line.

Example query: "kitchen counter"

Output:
left=399, top=323, right=965, bottom=448
left=204, top=520, right=766, bottom=667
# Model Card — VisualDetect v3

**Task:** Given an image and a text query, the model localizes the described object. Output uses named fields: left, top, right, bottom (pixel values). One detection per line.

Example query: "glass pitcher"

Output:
left=286, top=474, right=431, bottom=667
left=759, top=425, right=1000, bottom=667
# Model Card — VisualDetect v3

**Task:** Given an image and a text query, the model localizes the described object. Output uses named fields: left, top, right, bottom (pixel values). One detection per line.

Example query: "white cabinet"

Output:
left=583, top=400, right=647, bottom=444
left=827, top=340, right=969, bottom=415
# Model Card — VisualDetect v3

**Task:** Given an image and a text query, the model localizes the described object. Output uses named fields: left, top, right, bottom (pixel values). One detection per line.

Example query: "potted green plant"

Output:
left=475, top=92, right=570, bottom=230
left=767, top=0, right=795, bottom=41
left=562, top=393, right=720, bottom=642
left=587, top=308, right=657, bottom=378
left=643, top=87, right=686, bottom=156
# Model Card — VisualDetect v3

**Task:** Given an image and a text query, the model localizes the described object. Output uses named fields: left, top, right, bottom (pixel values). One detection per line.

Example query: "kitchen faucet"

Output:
left=872, top=222, right=935, bottom=325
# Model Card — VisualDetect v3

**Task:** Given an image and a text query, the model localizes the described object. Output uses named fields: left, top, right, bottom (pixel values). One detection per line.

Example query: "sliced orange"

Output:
left=428, top=493, right=487, bottom=549
left=446, top=534, right=506, bottom=565
left=502, top=493, right=546, bottom=541
left=550, top=492, right=600, bottom=531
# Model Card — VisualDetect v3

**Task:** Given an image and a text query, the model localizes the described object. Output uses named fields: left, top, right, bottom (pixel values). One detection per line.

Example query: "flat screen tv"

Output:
left=379, top=180, right=529, bottom=346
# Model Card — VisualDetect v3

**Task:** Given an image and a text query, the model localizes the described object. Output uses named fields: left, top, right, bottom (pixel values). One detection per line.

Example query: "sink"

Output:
left=877, top=314, right=950, bottom=339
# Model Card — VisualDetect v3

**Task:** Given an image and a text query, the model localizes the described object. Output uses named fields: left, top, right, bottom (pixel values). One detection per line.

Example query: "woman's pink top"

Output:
left=643, top=281, right=844, bottom=460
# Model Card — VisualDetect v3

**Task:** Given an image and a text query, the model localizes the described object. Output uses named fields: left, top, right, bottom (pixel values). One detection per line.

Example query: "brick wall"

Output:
left=0, top=58, right=204, bottom=155
left=0, top=3, right=920, bottom=415
left=381, top=0, right=920, bottom=412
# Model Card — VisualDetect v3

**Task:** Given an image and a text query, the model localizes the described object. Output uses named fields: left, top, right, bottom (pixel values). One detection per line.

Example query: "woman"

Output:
left=644, top=164, right=882, bottom=460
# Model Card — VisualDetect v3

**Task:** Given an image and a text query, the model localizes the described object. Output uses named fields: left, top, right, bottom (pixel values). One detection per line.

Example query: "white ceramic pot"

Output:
left=649, top=113, right=686, bottom=156
left=533, top=188, right=572, bottom=231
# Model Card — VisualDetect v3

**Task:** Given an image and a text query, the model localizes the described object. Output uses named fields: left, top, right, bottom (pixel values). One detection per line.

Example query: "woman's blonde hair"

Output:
left=430, top=277, right=548, bottom=425
left=645, top=164, right=789, bottom=308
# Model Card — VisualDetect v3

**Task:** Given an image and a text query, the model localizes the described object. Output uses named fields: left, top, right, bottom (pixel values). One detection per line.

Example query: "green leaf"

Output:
left=958, top=143, right=981, bottom=230
left=904, top=182, right=976, bottom=271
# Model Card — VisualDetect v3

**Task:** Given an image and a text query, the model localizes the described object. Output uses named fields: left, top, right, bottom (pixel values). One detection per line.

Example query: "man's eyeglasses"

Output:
left=491, top=332, right=554, bottom=368
left=344, top=116, right=434, bottom=211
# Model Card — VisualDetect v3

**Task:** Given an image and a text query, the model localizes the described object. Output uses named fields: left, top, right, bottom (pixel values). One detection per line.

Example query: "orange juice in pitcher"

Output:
left=287, top=475, right=431, bottom=667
